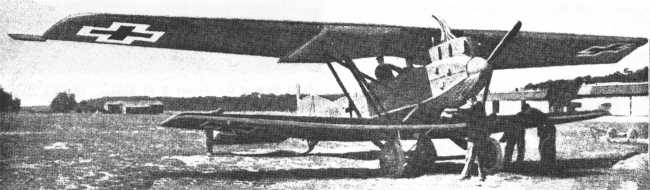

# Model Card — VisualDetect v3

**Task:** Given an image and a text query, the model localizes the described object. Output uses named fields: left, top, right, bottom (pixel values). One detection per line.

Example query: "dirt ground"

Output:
left=0, top=113, right=648, bottom=189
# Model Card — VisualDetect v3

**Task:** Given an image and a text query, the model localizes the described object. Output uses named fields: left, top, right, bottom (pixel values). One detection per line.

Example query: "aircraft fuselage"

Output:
left=368, top=37, right=490, bottom=123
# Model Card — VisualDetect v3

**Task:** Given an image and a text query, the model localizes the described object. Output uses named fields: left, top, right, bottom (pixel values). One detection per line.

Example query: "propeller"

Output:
left=481, top=21, right=523, bottom=103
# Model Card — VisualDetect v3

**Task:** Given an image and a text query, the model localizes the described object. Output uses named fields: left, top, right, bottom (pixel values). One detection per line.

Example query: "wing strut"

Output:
left=344, top=58, right=388, bottom=119
left=326, top=62, right=362, bottom=118
left=347, top=59, right=384, bottom=111
left=326, top=55, right=389, bottom=120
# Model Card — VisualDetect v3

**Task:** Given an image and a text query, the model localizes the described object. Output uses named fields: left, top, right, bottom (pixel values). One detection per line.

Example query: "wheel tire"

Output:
left=378, top=139, right=406, bottom=177
left=481, top=137, right=503, bottom=173
left=406, top=137, right=438, bottom=171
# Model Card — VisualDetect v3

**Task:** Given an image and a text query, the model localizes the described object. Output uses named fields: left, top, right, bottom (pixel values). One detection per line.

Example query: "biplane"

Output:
left=9, top=13, right=647, bottom=177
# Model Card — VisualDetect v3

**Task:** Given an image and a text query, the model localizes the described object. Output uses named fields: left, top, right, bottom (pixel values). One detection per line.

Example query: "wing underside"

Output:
left=9, top=13, right=647, bottom=68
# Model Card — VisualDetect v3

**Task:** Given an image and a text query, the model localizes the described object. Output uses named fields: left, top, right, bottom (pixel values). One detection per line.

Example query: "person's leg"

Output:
left=205, top=130, right=214, bottom=154
left=476, top=140, right=487, bottom=181
left=516, top=130, right=526, bottom=162
left=477, top=159, right=486, bottom=181
left=539, top=136, right=553, bottom=172
left=504, top=141, right=514, bottom=163
left=516, top=142, right=525, bottom=162
left=540, top=136, right=557, bottom=171
left=459, top=142, right=476, bottom=179
left=549, top=136, right=556, bottom=162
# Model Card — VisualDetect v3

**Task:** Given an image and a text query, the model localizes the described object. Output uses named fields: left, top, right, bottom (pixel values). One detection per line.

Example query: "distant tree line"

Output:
left=50, top=91, right=78, bottom=113
left=160, top=92, right=297, bottom=111
left=522, top=67, right=648, bottom=106
left=84, top=92, right=303, bottom=111
left=0, top=87, right=21, bottom=112
left=75, top=100, right=98, bottom=113
left=524, top=66, right=648, bottom=90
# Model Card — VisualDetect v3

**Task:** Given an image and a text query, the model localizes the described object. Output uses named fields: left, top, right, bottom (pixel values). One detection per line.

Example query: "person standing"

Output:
left=459, top=97, right=489, bottom=182
left=501, top=105, right=530, bottom=165
left=501, top=125, right=526, bottom=165
left=517, top=103, right=556, bottom=172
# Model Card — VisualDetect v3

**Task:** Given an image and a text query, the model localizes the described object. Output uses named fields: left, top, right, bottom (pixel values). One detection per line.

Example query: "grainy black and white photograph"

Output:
left=1, top=0, right=648, bottom=189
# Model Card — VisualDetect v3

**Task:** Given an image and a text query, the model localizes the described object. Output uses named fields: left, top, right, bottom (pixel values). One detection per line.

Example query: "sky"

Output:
left=1, top=0, right=648, bottom=106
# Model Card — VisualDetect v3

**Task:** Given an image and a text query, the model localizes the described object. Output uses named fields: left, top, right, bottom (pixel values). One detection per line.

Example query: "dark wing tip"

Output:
left=8, top=34, right=46, bottom=41
left=638, top=37, right=648, bottom=46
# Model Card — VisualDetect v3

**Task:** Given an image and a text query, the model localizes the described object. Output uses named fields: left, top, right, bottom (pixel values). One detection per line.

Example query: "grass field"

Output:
left=0, top=113, right=647, bottom=189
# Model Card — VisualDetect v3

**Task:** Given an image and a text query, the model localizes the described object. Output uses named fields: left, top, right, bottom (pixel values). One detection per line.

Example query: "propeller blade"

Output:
left=486, top=21, right=522, bottom=64
left=482, top=21, right=522, bottom=103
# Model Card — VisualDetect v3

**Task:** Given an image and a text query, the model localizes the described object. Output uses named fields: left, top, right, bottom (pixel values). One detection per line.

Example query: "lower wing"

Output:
left=160, top=110, right=609, bottom=143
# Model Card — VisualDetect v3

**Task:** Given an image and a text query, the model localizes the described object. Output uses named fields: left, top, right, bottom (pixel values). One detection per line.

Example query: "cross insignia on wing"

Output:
left=76, top=22, right=165, bottom=45
left=577, top=43, right=632, bottom=57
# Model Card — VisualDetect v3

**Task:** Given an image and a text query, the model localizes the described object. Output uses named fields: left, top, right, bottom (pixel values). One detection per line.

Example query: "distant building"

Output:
left=333, top=94, right=369, bottom=117
left=573, top=82, right=648, bottom=116
left=295, top=94, right=369, bottom=117
left=296, top=95, right=341, bottom=116
left=484, top=89, right=550, bottom=115
left=295, top=85, right=369, bottom=117
left=103, top=100, right=164, bottom=114
left=485, top=82, right=648, bottom=116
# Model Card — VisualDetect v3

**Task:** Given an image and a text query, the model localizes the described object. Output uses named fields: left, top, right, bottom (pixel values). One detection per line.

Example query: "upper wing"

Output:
left=465, top=30, right=648, bottom=69
left=8, top=13, right=438, bottom=63
left=9, top=13, right=647, bottom=67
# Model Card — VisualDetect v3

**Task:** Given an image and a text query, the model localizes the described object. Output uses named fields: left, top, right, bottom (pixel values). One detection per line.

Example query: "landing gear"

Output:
left=302, top=139, right=319, bottom=154
left=374, top=132, right=441, bottom=177
left=377, top=133, right=407, bottom=177
left=406, top=135, right=438, bottom=173
left=450, top=136, right=503, bottom=173
left=482, top=137, right=504, bottom=173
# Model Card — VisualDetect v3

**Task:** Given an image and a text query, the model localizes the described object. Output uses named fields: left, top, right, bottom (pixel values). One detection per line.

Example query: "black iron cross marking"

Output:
left=89, top=26, right=153, bottom=41
left=77, top=22, right=165, bottom=44
left=577, top=43, right=631, bottom=57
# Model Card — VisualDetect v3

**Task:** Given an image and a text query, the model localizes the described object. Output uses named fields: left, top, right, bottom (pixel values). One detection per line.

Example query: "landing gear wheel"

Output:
left=377, top=132, right=406, bottom=177
left=481, top=137, right=504, bottom=173
left=406, top=135, right=438, bottom=174
left=302, top=140, right=319, bottom=154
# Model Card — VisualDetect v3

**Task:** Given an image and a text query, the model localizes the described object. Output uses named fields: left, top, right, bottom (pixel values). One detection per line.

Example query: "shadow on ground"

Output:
left=151, top=168, right=384, bottom=180
left=499, top=153, right=638, bottom=177
left=154, top=151, right=640, bottom=180
left=208, top=150, right=464, bottom=161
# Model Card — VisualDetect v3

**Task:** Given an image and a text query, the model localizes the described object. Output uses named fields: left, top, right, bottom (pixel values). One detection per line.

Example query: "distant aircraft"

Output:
left=9, top=13, right=647, bottom=177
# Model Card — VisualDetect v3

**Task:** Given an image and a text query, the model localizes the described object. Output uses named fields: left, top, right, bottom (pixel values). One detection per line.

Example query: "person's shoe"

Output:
left=475, top=180, right=484, bottom=186
left=469, top=177, right=486, bottom=186
left=458, top=176, right=471, bottom=181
